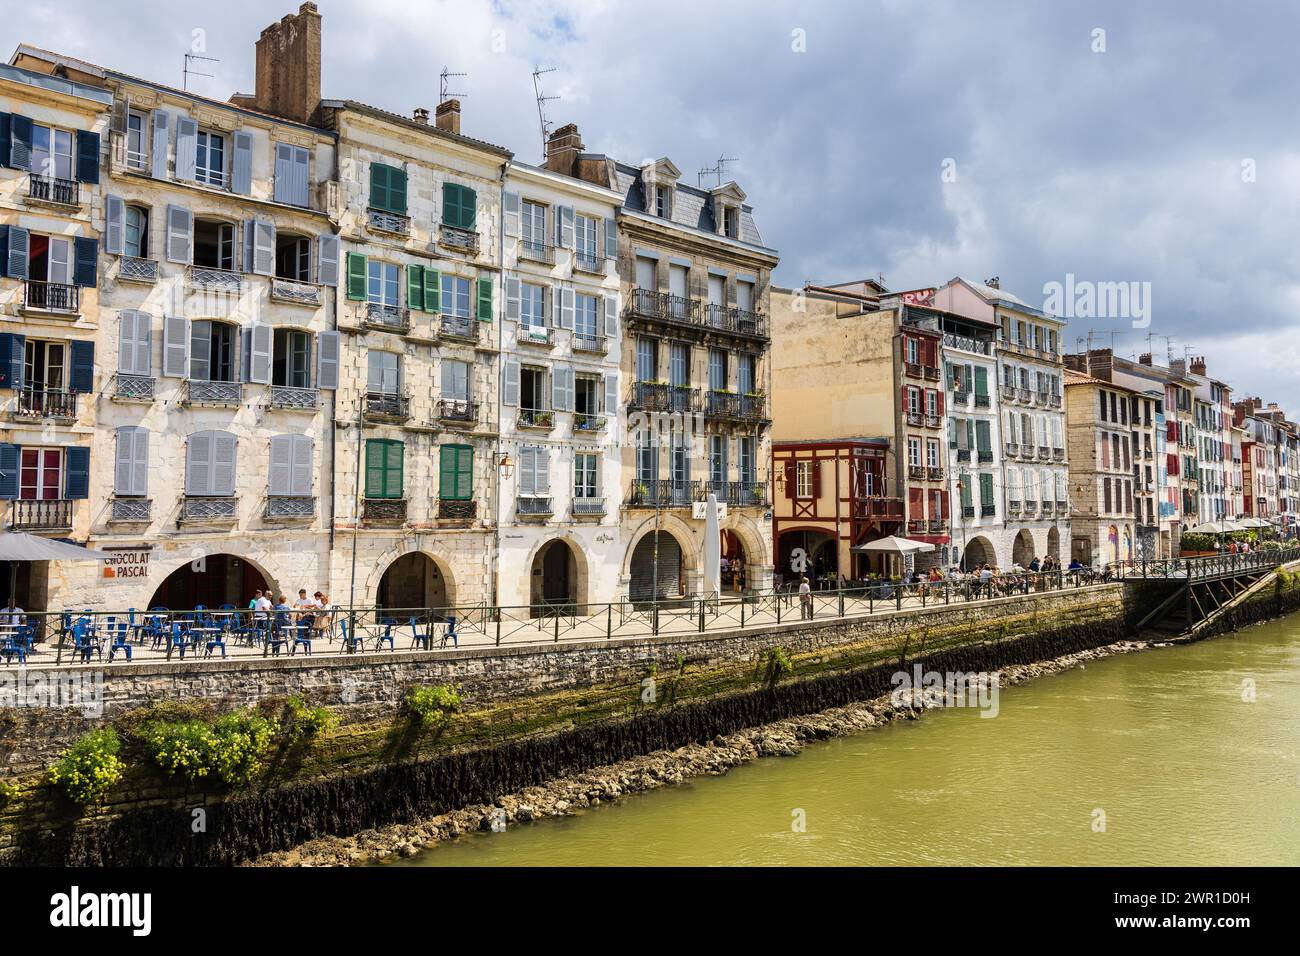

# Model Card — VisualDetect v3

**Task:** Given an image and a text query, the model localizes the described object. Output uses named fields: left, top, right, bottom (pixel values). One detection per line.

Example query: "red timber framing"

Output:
left=770, top=439, right=903, bottom=573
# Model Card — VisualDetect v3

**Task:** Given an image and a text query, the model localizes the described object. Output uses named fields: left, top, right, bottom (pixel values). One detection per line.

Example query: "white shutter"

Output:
left=231, top=131, right=253, bottom=195
left=105, top=195, right=125, bottom=255
left=505, top=275, right=521, bottom=322
left=134, top=311, right=152, bottom=377
left=557, top=206, right=575, bottom=248
left=316, top=331, right=340, bottom=389
left=317, top=234, right=340, bottom=287
left=130, top=428, right=149, bottom=497
left=189, top=320, right=211, bottom=381
left=502, top=358, right=520, bottom=407
left=291, top=435, right=313, bottom=496
left=604, top=217, right=618, bottom=259
left=558, top=286, right=575, bottom=330
left=166, top=205, right=192, bottom=264
left=536, top=447, right=551, bottom=495
left=174, top=117, right=197, bottom=181
left=504, top=191, right=521, bottom=238
left=118, top=310, right=152, bottom=376
left=115, top=427, right=143, bottom=496
left=186, top=431, right=213, bottom=496
left=603, top=293, right=618, bottom=337
left=519, top=447, right=536, bottom=496
left=150, top=111, right=170, bottom=180
left=292, top=146, right=310, bottom=207
left=212, top=431, right=237, bottom=497
left=268, top=434, right=293, bottom=497
left=604, top=372, right=619, bottom=415
left=249, top=324, right=273, bottom=384
left=162, top=315, right=188, bottom=377
left=253, top=219, right=276, bottom=276
left=551, top=365, right=567, bottom=412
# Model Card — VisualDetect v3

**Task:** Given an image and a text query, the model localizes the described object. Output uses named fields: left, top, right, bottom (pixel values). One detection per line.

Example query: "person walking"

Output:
left=799, top=576, right=813, bottom=620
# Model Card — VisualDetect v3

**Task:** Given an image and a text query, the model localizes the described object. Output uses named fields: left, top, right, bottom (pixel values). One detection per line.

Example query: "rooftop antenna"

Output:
left=439, top=67, right=468, bottom=104
left=696, top=155, right=739, bottom=189
left=183, top=52, right=219, bottom=92
left=532, top=66, right=559, bottom=162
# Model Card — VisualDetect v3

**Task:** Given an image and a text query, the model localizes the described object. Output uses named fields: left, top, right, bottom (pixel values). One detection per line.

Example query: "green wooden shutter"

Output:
left=476, top=276, right=493, bottom=321
left=441, top=445, right=472, bottom=499
left=441, top=183, right=458, bottom=227
left=439, top=445, right=456, bottom=498
left=346, top=252, right=367, bottom=300
left=407, top=263, right=425, bottom=312
left=389, top=167, right=407, bottom=215
left=370, top=163, right=389, bottom=211
left=364, top=439, right=384, bottom=498
left=960, top=478, right=972, bottom=509
left=385, top=439, right=404, bottom=498
left=979, top=473, right=994, bottom=508
left=459, top=186, right=476, bottom=230
left=976, top=419, right=991, bottom=453
left=423, top=268, right=440, bottom=314
left=366, top=439, right=403, bottom=498
left=974, top=365, right=989, bottom=397
left=455, top=445, right=473, bottom=499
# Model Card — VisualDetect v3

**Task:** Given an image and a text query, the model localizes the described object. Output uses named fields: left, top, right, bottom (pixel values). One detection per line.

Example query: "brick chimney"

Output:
left=435, top=99, right=460, bottom=135
left=1190, top=356, right=1207, bottom=376
left=246, top=3, right=323, bottom=124
left=1138, top=352, right=1153, bottom=365
left=413, top=107, right=430, bottom=125
left=546, top=123, right=584, bottom=175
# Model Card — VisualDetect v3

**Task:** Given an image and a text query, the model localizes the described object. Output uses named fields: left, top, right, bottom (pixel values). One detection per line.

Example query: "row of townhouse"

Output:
left=1234, top=398, right=1300, bottom=531
left=0, top=2, right=778, bottom=617
left=768, top=275, right=1069, bottom=578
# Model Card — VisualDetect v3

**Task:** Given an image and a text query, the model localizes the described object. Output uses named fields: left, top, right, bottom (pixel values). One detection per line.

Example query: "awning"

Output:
left=0, top=532, right=112, bottom=562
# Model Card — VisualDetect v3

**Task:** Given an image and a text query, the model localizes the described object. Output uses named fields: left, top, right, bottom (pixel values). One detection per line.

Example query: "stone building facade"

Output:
left=1065, top=368, right=1136, bottom=565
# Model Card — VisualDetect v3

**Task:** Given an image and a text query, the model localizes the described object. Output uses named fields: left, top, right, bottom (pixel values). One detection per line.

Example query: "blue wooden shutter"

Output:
left=69, top=341, right=94, bottom=393
left=75, top=129, right=100, bottom=184
left=104, top=194, right=125, bottom=255
left=3, top=225, right=29, bottom=279
left=231, top=131, right=253, bottom=195
left=8, top=115, right=32, bottom=170
left=0, top=333, right=24, bottom=389
left=0, top=444, right=19, bottom=499
left=268, top=434, right=293, bottom=497
left=73, top=237, right=98, bottom=287
left=174, top=117, right=197, bottom=181
left=150, top=111, right=169, bottom=179
left=64, top=446, right=90, bottom=499
left=0, top=113, right=10, bottom=169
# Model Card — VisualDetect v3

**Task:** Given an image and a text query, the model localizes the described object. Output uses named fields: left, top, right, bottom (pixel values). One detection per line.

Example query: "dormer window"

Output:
left=723, top=206, right=739, bottom=238
left=655, top=184, right=671, bottom=218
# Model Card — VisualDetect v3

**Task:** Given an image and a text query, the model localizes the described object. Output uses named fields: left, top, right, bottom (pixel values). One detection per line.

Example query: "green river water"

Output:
left=393, top=613, right=1300, bottom=866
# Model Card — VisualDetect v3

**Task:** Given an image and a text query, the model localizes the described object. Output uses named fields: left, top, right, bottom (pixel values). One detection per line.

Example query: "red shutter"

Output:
left=784, top=460, right=796, bottom=499
left=908, top=487, right=923, bottom=520
left=937, top=490, right=947, bottom=520
left=937, top=390, right=944, bottom=415
left=901, top=385, right=909, bottom=411
left=811, top=460, right=822, bottom=498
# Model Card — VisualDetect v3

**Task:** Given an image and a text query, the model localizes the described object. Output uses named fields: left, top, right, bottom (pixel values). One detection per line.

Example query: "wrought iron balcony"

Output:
left=184, top=380, right=243, bottom=406
left=14, top=388, right=78, bottom=420
left=187, top=266, right=243, bottom=293
left=118, top=256, right=158, bottom=284
left=908, top=464, right=926, bottom=480
left=28, top=173, right=78, bottom=206
left=516, top=496, right=554, bottom=517
left=628, top=479, right=694, bottom=507
left=439, top=224, right=480, bottom=256
left=180, top=496, right=237, bottom=522
left=1005, top=442, right=1019, bottom=456
left=942, top=332, right=991, bottom=355
left=8, top=499, right=73, bottom=531
left=1008, top=500, right=1022, bottom=516
left=629, top=381, right=696, bottom=414
left=23, top=281, right=79, bottom=313
left=978, top=450, right=994, bottom=463
left=363, top=497, right=407, bottom=523
left=364, top=392, right=410, bottom=422
left=517, top=323, right=552, bottom=347
left=925, top=414, right=943, bottom=429
left=906, top=411, right=924, bottom=427
left=904, top=361, right=922, bottom=379
left=270, top=277, right=323, bottom=307
left=956, top=449, right=971, bottom=462
left=1036, top=391, right=1050, bottom=406
left=110, top=497, right=151, bottom=522
left=438, top=499, right=476, bottom=520
left=439, top=313, right=478, bottom=342
left=922, top=365, right=941, bottom=381
left=574, top=413, right=606, bottom=432
left=974, top=394, right=991, bottom=408
left=364, top=303, right=410, bottom=333
left=268, top=386, right=319, bottom=410
left=517, top=408, right=554, bottom=429
left=1038, top=446, right=1051, bottom=459
left=367, top=208, right=410, bottom=235
left=114, top=374, right=155, bottom=401
left=518, top=240, right=554, bottom=264
left=704, top=391, right=768, bottom=422
left=572, top=496, right=606, bottom=516
left=1052, top=447, right=1066, bottom=461
left=1000, top=385, right=1018, bottom=401
left=573, top=252, right=611, bottom=274
left=952, top=390, right=970, bottom=405
left=928, top=519, right=945, bottom=533
left=850, top=496, right=905, bottom=519
left=962, top=505, right=976, bottom=518
left=265, top=496, right=316, bottom=519
left=438, top=398, right=478, bottom=426
left=572, top=332, right=607, bottom=354
left=928, top=466, right=945, bottom=480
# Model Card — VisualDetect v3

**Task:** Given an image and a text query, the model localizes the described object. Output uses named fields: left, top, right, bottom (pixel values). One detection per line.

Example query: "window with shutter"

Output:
left=442, top=183, right=476, bottom=230
left=365, top=438, right=404, bottom=499
left=439, top=444, right=473, bottom=499
left=476, top=276, right=493, bottom=321
left=115, top=426, right=149, bottom=497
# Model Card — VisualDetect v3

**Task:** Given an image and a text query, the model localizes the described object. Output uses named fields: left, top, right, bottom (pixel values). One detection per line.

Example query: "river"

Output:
left=393, top=613, right=1300, bottom=866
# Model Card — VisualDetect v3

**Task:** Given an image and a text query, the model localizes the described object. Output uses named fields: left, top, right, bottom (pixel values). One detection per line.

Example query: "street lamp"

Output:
left=497, top=452, right=514, bottom=480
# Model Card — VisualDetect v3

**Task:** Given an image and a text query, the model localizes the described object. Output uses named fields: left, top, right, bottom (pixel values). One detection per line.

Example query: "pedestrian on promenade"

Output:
left=799, top=576, right=813, bottom=620
left=271, top=595, right=291, bottom=653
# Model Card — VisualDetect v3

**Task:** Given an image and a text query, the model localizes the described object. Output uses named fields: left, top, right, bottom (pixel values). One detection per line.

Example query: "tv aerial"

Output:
left=532, top=66, right=559, bottom=161
left=439, top=67, right=468, bottom=103
left=697, top=155, right=738, bottom=188
left=183, top=53, right=219, bottom=91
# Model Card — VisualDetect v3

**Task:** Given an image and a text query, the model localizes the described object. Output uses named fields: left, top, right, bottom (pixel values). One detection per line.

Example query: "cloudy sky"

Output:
left=9, top=0, right=1298, bottom=405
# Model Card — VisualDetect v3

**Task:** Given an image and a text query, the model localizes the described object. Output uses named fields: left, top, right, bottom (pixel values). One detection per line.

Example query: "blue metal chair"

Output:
left=204, top=626, right=228, bottom=659
left=374, top=621, right=394, bottom=651
left=291, top=621, right=312, bottom=656
left=441, top=615, right=459, bottom=649
left=166, top=621, right=188, bottom=660
left=408, top=617, right=425, bottom=649
left=338, top=617, right=366, bottom=654
left=72, top=621, right=103, bottom=663
left=264, top=620, right=288, bottom=657
left=0, top=632, right=25, bottom=664
left=108, top=622, right=133, bottom=662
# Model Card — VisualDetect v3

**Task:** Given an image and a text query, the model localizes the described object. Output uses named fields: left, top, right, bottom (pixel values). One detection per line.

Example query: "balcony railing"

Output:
left=364, top=392, right=410, bottom=422
left=694, top=480, right=767, bottom=507
left=908, top=464, right=926, bottom=480
left=439, top=224, right=480, bottom=256
left=187, top=266, right=243, bottom=293
left=906, top=411, right=924, bottom=427
left=367, top=208, right=410, bottom=236
left=1008, top=500, right=1022, bottom=516
left=184, top=380, right=243, bottom=406
left=850, top=497, right=905, bottom=519
left=574, top=412, right=606, bottom=432
left=517, top=408, right=554, bottom=429
left=1052, top=447, right=1066, bottom=461
left=1000, top=385, right=1017, bottom=402
left=629, top=381, right=696, bottom=414
left=572, top=332, right=607, bottom=354
left=8, top=499, right=73, bottom=531
left=23, top=281, right=79, bottom=313
left=114, top=375, right=155, bottom=401
left=956, top=449, right=971, bottom=462
left=516, top=496, right=554, bottom=517
left=572, top=496, right=606, bottom=516
left=265, top=496, right=316, bottom=519
left=15, top=388, right=78, bottom=420
left=705, top=391, right=768, bottom=422
left=974, top=393, right=991, bottom=408
left=518, top=240, right=554, bottom=264
left=628, top=479, right=694, bottom=507
left=364, top=303, right=411, bottom=333
left=363, top=498, right=407, bottom=523
left=28, top=173, right=78, bottom=206
left=438, top=398, right=478, bottom=426
left=922, top=366, right=940, bottom=381
left=977, top=450, right=993, bottom=463
left=271, top=277, right=323, bottom=307
left=118, top=256, right=158, bottom=284
left=438, top=499, right=477, bottom=520
left=1005, top=442, right=1019, bottom=456
left=268, top=386, right=319, bottom=410
left=942, top=333, right=991, bottom=355
left=928, top=466, right=945, bottom=480
left=180, top=497, right=237, bottom=522
left=110, top=497, right=151, bottom=522
left=573, top=252, right=611, bottom=274
left=628, top=289, right=768, bottom=338
left=952, top=390, right=970, bottom=405
left=439, top=313, right=477, bottom=342
left=925, top=414, right=943, bottom=429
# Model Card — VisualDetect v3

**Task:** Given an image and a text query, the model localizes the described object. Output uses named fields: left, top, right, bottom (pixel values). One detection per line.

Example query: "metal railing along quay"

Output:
left=1110, top=547, right=1300, bottom=582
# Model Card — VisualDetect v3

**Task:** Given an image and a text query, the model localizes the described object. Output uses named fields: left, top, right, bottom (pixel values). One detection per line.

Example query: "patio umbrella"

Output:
left=1236, top=517, right=1272, bottom=530
left=702, top=492, right=721, bottom=600
left=850, top=535, right=936, bottom=577
left=0, top=532, right=111, bottom=606
left=1188, top=521, right=1237, bottom=534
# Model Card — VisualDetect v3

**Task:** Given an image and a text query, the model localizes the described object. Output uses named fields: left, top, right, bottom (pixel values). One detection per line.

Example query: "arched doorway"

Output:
left=777, top=529, right=838, bottom=588
left=720, top=529, right=747, bottom=592
left=531, top=539, right=578, bottom=614
left=1012, top=529, right=1035, bottom=567
left=961, top=535, right=994, bottom=571
left=1108, top=525, right=1120, bottom=563
left=378, top=552, right=448, bottom=613
left=629, top=530, right=686, bottom=604
left=149, top=554, right=270, bottom=610
left=1047, top=526, right=1060, bottom=562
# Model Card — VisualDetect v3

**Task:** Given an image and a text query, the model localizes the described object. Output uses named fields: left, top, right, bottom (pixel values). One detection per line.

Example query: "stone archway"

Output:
left=776, top=527, right=838, bottom=586
left=526, top=536, right=590, bottom=615
left=147, top=552, right=274, bottom=611
left=962, top=535, right=995, bottom=571
left=626, top=527, right=691, bottom=604
left=368, top=548, right=456, bottom=614
left=1012, top=529, right=1035, bottom=567
left=1047, top=526, right=1061, bottom=562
